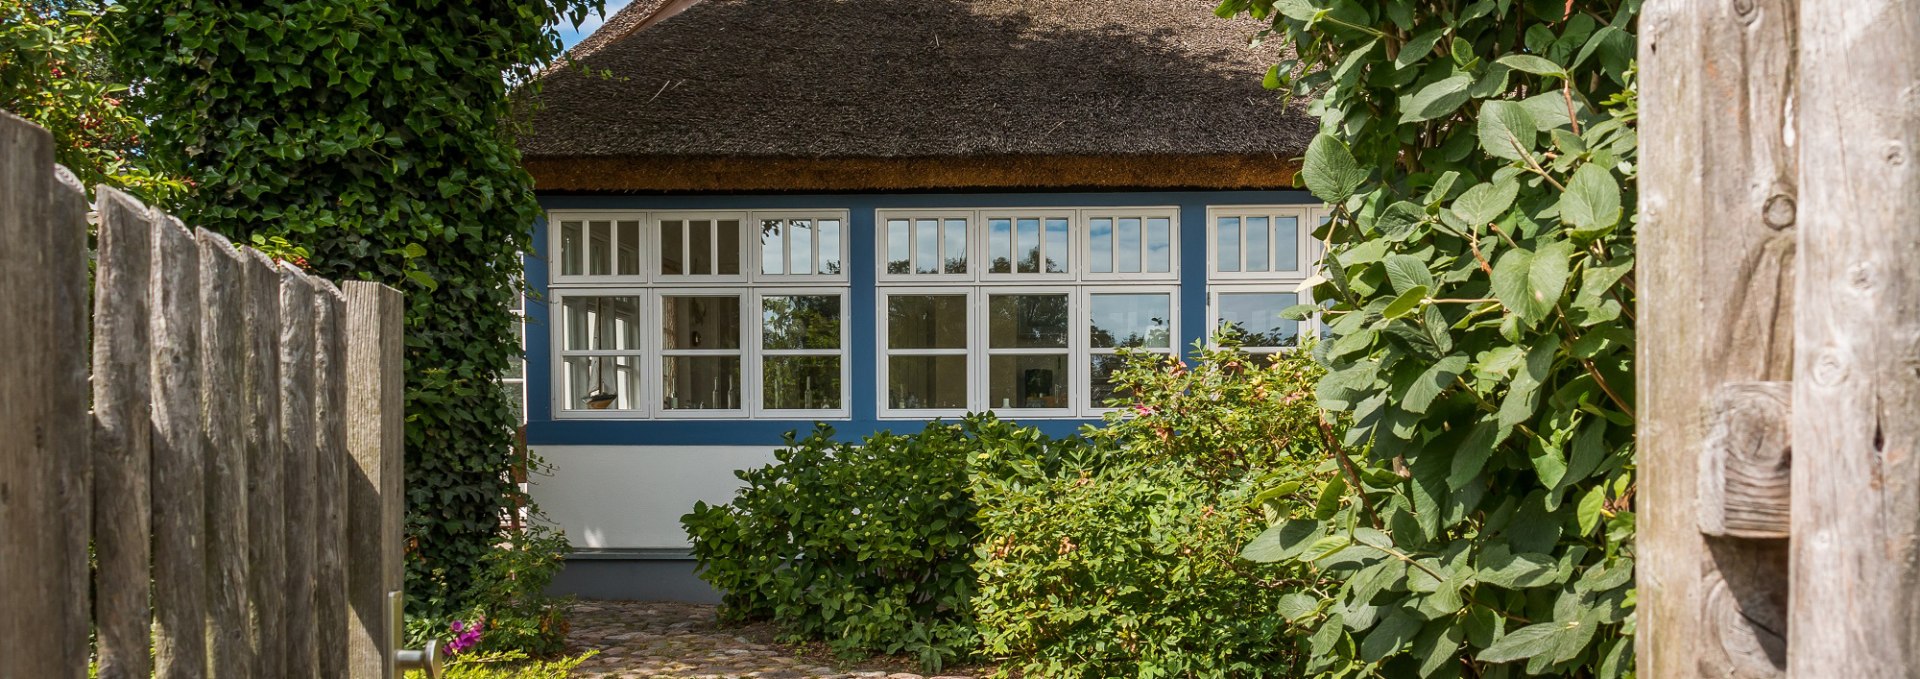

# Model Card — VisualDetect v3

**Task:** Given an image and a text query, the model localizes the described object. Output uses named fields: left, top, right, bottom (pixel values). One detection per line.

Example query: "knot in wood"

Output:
left=1762, top=194, right=1795, bottom=229
left=1886, top=140, right=1909, bottom=167
left=1698, top=382, right=1792, bottom=538
left=1812, top=349, right=1850, bottom=387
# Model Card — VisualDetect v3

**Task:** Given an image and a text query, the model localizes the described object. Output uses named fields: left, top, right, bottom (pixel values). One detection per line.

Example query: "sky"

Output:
left=557, top=0, right=635, bottom=49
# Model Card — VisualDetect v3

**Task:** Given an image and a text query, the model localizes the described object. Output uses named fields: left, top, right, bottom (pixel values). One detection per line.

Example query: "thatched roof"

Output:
left=521, top=0, right=1312, bottom=192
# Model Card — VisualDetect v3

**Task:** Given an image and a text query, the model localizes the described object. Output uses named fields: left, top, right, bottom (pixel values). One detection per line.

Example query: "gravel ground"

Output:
left=564, top=601, right=989, bottom=679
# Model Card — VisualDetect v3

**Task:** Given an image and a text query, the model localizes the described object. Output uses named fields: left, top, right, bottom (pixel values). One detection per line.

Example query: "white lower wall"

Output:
left=528, top=445, right=780, bottom=550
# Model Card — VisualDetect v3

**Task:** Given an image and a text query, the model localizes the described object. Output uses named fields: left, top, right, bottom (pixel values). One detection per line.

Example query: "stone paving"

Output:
left=564, top=601, right=988, bottom=679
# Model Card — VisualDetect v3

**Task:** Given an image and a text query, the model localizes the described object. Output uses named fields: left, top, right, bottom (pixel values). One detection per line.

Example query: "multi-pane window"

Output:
left=548, top=210, right=849, bottom=419
left=1207, top=206, right=1324, bottom=353
left=504, top=290, right=528, bottom=424
left=876, top=208, right=1179, bottom=418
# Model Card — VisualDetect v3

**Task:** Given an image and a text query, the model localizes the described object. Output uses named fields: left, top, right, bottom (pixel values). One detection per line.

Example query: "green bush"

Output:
left=683, top=422, right=1010, bottom=670
left=967, top=341, right=1337, bottom=678
left=1216, top=0, right=1641, bottom=676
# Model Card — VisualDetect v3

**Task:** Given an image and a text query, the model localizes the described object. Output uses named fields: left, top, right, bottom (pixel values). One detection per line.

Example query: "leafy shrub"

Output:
left=683, top=422, right=1007, bottom=670
left=967, top=340, right=1337, bottom=678
left=1217, top=0, right=1641, bottom=675
left=407, top=650, right=595, bottom=679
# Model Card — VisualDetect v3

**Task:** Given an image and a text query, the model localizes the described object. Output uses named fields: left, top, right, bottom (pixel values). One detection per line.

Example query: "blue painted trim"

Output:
left=524, top=190, right=1315, bottom=447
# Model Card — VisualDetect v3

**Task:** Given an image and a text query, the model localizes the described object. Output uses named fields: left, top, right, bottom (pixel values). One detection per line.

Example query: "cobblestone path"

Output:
left=565, top=601, right=985, bottom=679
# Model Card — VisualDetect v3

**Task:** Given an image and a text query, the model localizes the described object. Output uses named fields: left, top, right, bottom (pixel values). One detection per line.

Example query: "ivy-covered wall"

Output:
left=113, top=0, right=602, bottom=617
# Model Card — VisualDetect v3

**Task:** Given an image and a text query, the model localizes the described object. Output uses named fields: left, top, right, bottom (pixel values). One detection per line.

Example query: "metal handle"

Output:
left=389, top=590, right=444, bottom=679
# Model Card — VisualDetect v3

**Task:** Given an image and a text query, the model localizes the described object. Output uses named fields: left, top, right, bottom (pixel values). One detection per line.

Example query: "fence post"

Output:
left=345, top=280, right=405, bottom=679
left=200, top=228, right=254, bottom=677
left=0, top=107, right=73, bottom=679
left=1637, top=0, right=1798, bottom=676
left=151, top=216, right=209, bottom=679
left=242, top=247, right=286, bottom=676
left=1790, top=2, right=1920, bottom=674
left=314, top=280, right=352, bottom=678
left=91, top=186, right=158, bottom=679
left=49, top=163, right=93, bottom=679
left=280, top=265, right=319, bottom=678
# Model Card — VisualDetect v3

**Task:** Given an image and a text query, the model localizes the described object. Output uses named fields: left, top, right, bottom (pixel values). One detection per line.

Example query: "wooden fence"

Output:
left=1639, top=0, right=1920, bottom=676
left=0, top=111, right=410, bottom=678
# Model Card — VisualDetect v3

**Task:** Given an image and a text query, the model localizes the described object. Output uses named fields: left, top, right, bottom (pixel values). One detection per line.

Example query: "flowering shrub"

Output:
left=448, top=619, right=485, bottom=655
left=966, top=339, right=1338, bottom=678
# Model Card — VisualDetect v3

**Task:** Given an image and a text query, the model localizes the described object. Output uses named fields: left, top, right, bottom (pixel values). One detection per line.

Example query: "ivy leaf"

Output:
left=1560, top=163, right=1622, bottom=233
left=1399, top=74, right=1474, bottom=123
left=1304, top=133, right=1369, bottom=202
left=404, top=269, right=439, bottom=291
left=1478, top=100, right=1539, bottom=160
left=1452, top=179, right=1518, bottom=226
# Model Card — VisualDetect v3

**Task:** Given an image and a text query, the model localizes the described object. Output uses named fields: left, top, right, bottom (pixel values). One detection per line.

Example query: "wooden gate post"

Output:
left=1638, top=0, right=1798, bottom=675
left=345, top=281, right=405, bottom=679
left=1789, top=2, right=1920, bottom=674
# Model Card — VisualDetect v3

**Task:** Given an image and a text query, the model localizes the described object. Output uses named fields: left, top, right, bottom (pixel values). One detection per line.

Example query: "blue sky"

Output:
left=558, top=0, right=636, bottom=49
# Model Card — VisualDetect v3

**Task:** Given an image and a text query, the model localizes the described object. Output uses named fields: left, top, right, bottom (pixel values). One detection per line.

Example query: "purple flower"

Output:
left=447, top=619, right=484, bottom=654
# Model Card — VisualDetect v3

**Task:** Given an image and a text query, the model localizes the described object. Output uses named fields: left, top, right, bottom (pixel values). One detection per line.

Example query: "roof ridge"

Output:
left=562, top=0, right=701, bottom=63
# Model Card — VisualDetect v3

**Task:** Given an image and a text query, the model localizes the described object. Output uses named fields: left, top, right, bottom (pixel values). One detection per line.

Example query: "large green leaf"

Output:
left=1478, top=99, right=1539, bottom=160
left=1560, top=162, right=1623, bottom=233
left=1303, top=133, right=1370, bottom=202
left=1399, top=74, right=1475, bottom=123
left=1477, top=622, right=1562, bottom=663
left=1452, top=179, right=1518, bottom=226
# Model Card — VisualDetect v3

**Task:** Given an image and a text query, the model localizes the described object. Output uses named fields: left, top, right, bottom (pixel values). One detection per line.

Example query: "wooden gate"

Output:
left=0, top=110, right=411, bottom=678
left=1639, top=0, right=1920, bottom=676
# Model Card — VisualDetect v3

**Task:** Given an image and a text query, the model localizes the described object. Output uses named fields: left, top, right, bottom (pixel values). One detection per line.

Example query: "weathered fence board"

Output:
left=243, top=246, right=287, bottom=673
left=0, top=111, right=408, bottom=679
left=0, top=107, right=68, bottom=679
left=200, top=228, right=254, bottom=678
left=151, top=216, right=209, bottom=679
left=1638, top=0, right=1798, bottom=675
left=91, top=187, right=156, bottom=679
left=281, top=265, right=319, bottom=678
left=1790, top=1, right=1920, bottom=674
left=315, top=280, right=352, bottom=678
left=347, top=280, right=407, bottom=679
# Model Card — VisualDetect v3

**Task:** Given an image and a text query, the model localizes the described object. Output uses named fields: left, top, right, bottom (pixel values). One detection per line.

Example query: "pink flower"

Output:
left=447, top=619, right=484, bottom=655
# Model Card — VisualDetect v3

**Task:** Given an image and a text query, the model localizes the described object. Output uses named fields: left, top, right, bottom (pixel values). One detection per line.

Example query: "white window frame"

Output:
left=877, top=211, right=976, bottom=282
left=1207, top=285, right=1319, bottom=353
left=752, top=212, right=851, bottom=282
left=1080, top=209, right=1181, bottom=282
left=504, top=289, right=528, bottom=424
left=549, top=212, right=650, bottom=284
left=876, top=287, right=977, bottom=419
left=1081, top=285, right=1179, bottom=415
left=754, top=287, right=852, bottom=419
left=978, top=209, right=1078, bottom=282
left=652, top=211, right=750, bottom=283
left=547, top=209, right=851, bottom=420
left=1206, top=205, right=1317, bottom=281
left=979, top=286, right=1079, bottom=418
left=549, top=287, right=651, bottom=419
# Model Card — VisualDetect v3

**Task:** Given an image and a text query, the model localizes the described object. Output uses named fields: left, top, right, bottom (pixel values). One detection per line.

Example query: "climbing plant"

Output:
left=1219, top=0, right=1640, bottom=676
left=112, top=0, right=603, bottom=619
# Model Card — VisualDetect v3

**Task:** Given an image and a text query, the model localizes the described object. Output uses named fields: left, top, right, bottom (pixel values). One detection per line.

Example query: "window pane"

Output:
left=791, top=219, right=813, bottom=275
left=915, top=218, right=940, bottom=274
left=616, top=220, right=641, bottom=276
left=887, top=355, right=967, bottom=409
left=763, top=356, right=841, bottom=410
left=943, top=218, right=968, bottom=274
left=562, top=296, right=641, bottom=351
left=1218, top=292, right=1301, bottom=347
left=662, top=356, right=742, bottom=410
left=564, top=355, right=641, bottom=411
left=588, top=220, right=612, bottom=276
left=1044, top=218, right=1070, bottom=273
left=1216, top=217, right=1241, bottom=272
left=687, top=220, right=712, bottom=275
left=988, top=218, right=1012, bottom=274
left=988, top=294, right=1069, bottom=349
left=1147, top=217, right=1172, bottom=273
left=660, top=220, right=684, bottom=275
left=1089, top=293, right=1171, bottom=349
left=988, top=353, right=1069, bottom=410
left=1117, top=217, right=1142, bottom=273
left=503, top=380, right=525, bottom=424
left=718, top=219, right=741, bottom=275
left=1090, top=353, right=1140, bottom=407
left=818, top=219, right=842, bottom=274
left=560, top=221, right=583, bottom=276
left=662, top=296, right=741, bottom=350
left=1090, top=218, right=1113, bottom=273
left=1245, top=217, right=1270, bottom=271
left=760, top=219, right=785, bottom=275
left=1016, top=217, right=1040, bottom=274
left=763, top=295, right=841, bottom=350
left=1275, top=216, right=1299, bottom=271
left=887, top=295, right=967, bottom=349
left=887, top=219, right=911, bottom=274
